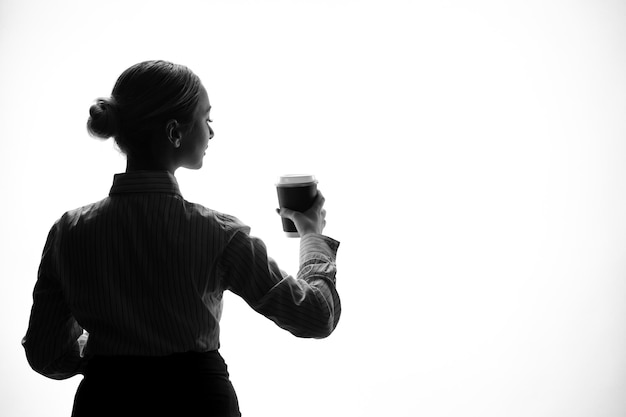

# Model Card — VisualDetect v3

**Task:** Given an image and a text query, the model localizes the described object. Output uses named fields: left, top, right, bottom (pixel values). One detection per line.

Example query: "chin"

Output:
left=182, top=154, right=205, bottom=170
left=192, top=160, right=204, bottom=170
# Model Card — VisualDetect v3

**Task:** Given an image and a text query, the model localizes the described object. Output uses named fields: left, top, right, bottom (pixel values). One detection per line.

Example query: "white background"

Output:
left=1, top=0, right=625, bottom=416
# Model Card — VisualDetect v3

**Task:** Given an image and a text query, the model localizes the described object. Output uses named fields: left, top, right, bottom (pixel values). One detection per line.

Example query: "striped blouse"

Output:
left=22, top=171, right=341, bottom=380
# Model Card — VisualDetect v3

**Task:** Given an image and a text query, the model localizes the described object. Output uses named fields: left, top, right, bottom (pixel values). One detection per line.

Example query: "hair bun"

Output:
left=87, top=98, right=120, bottom=139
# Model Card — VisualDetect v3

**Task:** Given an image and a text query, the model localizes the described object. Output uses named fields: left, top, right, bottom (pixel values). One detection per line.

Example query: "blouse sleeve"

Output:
left=219, top=231, right=341, bottom=338
left=22, top=223, right=85, bottom=380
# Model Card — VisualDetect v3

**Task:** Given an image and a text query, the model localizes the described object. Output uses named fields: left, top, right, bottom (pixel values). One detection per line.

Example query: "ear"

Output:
left=166, top=119, right=183, bottom=148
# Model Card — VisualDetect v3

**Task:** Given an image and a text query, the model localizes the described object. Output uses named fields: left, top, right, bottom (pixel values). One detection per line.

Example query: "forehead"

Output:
left=197, top=85, right=210, bottom=112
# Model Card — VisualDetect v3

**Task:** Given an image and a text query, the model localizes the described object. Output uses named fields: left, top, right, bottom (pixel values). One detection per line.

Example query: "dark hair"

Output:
left=87, top=60, right=202, bottom=157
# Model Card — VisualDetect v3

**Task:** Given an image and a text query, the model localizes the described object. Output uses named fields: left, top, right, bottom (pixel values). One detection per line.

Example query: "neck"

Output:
left=126, top=157, right=177, bottom=174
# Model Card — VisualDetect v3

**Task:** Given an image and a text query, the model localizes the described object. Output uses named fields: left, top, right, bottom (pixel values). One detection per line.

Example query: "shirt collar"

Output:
left=109, top=171, right=182, bottom=198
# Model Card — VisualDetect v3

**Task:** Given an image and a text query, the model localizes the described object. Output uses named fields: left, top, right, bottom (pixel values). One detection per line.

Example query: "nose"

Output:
left=208, top=125, right=214, bottom=140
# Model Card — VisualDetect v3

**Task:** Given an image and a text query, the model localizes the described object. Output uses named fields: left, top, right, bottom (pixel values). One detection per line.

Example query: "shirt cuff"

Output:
left=299, top=234, right=339, bottom=266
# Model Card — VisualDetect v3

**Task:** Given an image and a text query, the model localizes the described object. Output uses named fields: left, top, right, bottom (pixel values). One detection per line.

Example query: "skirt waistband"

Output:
left=86, top=350, right=228, bottom=377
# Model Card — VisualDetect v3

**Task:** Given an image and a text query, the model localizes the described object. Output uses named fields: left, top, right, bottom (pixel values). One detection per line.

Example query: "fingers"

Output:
left=276, top=190, right=328, bottom=236
left=277, top=191, right=325, bottom=217
left=276, top=207, right=296, bottom=220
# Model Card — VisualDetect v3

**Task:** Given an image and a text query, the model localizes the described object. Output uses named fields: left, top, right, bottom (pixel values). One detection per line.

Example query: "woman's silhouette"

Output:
left=22, top=60, right=341, bottom=417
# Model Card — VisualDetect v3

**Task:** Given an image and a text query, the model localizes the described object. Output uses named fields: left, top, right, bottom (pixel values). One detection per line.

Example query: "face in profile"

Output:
left=178, top=85, right=214, bottom=170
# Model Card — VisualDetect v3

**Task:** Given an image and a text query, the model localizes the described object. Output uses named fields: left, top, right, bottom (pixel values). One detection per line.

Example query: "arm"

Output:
left=220, top=231, right=341, bottom=338
left=22, top=224, right=85, bottom=380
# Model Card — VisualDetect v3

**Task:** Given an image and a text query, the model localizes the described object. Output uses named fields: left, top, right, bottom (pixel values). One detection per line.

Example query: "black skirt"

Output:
left=72, top=350, right=241, bottom=417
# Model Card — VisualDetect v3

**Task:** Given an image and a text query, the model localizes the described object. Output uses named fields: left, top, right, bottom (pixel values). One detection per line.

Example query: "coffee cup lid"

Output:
left=276, top=174, right=317, bottom=185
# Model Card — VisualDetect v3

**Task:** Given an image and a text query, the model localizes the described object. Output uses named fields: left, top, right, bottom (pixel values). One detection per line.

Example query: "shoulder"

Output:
left=57, top=198, right=111, bottom=228
left=183, top=200, right=251, bottom=236
left=39, top=198, right=110, bottom=248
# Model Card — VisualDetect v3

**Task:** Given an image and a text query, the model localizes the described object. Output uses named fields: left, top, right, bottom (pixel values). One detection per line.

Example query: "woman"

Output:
left=22, top=60, right=341, bottom=416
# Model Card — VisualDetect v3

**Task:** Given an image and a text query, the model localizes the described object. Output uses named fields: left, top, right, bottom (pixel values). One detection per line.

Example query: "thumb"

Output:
left=309, top=191, right=325, bottom=212
left=276, top=207, right=296, bottom=220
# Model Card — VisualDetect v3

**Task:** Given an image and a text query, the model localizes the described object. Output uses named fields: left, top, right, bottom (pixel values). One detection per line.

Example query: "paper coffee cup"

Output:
left=276, top=174, right=318, bottom=238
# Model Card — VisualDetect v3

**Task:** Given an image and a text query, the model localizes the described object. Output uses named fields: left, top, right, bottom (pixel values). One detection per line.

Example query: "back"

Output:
left=55, top=175, right=246, bottom=356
